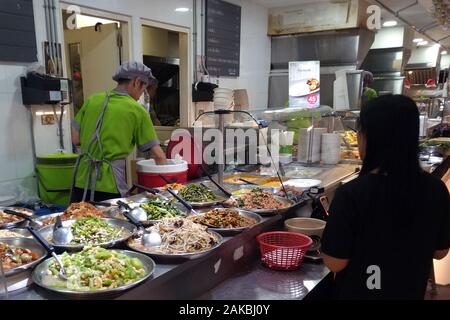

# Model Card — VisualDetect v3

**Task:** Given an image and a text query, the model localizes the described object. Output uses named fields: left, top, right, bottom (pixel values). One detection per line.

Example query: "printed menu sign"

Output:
left=289, top=61, right=321, bottom=108
left=205, top=0, right=241, bottom=77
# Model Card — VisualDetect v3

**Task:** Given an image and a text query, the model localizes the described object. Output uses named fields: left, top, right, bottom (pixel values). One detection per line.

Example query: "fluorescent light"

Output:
left=413, top=38, right=424, bottom=43
left=417, top=41, right=429, bottom=46
left=383, top=20, right=398, bottom=27
left=442, top=50, right=448, bottom=55
left=175, top=7, right=189, bottom=12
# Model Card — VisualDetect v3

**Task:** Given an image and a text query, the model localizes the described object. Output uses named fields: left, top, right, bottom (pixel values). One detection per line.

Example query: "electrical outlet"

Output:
left=41, top=115, right=56, bottom=125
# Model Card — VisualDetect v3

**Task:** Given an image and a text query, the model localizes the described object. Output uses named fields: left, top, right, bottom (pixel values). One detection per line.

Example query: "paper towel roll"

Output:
left=321, top=133, right=341, bottom=165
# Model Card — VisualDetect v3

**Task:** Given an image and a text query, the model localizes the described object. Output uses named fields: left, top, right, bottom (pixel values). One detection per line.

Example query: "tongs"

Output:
left=159, top=182, right=199, bottom=216
left=200, top=166, right=232, bottom=198
left=27, top=226, right=68, bottom=280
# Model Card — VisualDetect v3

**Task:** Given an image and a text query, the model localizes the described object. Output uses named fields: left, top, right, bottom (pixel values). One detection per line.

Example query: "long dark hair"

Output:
left=358, top=95, right=422, bottom=223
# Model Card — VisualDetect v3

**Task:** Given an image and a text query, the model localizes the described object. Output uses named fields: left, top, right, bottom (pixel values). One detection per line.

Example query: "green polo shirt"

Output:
left=72, top=90, right=159, bottom=194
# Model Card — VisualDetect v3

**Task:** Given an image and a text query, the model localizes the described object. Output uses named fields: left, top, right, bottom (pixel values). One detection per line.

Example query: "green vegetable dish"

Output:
left=46, top=247, right=146, bottom=291
left=140, top=199, right=184, bottom=220
left=178, top=184, right=217, bottom=203
left=62, top=218, right=125, bottom=245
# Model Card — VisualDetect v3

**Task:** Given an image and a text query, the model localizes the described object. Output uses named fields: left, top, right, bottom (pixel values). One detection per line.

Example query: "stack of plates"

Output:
left=214, top=88, right=234, bottom=109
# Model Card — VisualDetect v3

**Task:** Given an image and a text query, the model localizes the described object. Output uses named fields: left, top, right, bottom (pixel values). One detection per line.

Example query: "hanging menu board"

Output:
left=0, top=0, right=37, bottom=62
left=205, top=0, right=241, bottom=77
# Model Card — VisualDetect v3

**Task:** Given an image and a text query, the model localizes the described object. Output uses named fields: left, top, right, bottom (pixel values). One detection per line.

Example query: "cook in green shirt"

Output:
left=362, top=71, right=378, bottom=107
left=71, top=61, right=167, bottom=201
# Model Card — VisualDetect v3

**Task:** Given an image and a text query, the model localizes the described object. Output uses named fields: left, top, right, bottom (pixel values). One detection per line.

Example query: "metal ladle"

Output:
left=122, top=211, right=161, bottom=247
left=117, top=200, right=147, bottom=222
left=52, top=216, right=73, bottom=246
left=27, top=226, right=68, bottom=280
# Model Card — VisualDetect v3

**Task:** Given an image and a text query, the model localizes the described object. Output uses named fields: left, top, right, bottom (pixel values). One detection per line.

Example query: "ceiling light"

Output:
left=175, top=7, right=189, bottom=12
left=408, top=71, right=413, bottom=75
left=413, top=38, right=424, bottom=43
left=383, top=20, right=398, bottom=27
left=441, top=50, right=448, bottom=55
left=417, top=41, right=429, bottom=46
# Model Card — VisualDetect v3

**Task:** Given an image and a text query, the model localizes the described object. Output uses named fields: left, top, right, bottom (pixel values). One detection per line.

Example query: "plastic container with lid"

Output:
left=137, top=159, right=189, bottom=188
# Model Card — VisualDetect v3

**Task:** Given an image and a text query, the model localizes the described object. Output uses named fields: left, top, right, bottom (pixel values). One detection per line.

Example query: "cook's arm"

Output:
left=150, top=144, right=167, bottom=165
left=71, top=126, right=80, bottom=146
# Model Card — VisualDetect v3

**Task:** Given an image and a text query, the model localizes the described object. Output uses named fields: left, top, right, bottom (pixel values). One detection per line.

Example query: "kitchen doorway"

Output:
left=141, top=20, right=192, bottom=143
left=61, top=8, right=131, bottom=115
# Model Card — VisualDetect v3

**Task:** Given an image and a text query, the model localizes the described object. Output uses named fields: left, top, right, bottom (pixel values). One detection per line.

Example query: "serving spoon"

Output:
left=122, top=210, right=161, bottom=247
left=27, top=226, right=68, bottom=280
left=117, top=200, right=147, bottom=222
left=52, top=216, right=73, bottom=246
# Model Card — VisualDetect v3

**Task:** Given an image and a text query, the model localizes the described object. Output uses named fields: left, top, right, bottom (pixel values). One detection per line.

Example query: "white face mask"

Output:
left=140, top=89, right=150, bottom=112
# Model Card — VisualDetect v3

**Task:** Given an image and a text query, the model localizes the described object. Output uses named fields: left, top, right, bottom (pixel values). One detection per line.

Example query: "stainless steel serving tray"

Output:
left=0, top=228, right=31, bottom=238
left=103, top=193, right=188, bottom=225
left=0, top=207, right=34, bottom=229
left=38, top=218, right=137, bottom=251
left=127, top=230, right=223, bottom=260
left=0, top=237, right=47, bottom=277
left=224, top=195, right=296, bottom=216
left=189, top=208, right=263, bottom=235
left=32, top=250, right=155, bottom=298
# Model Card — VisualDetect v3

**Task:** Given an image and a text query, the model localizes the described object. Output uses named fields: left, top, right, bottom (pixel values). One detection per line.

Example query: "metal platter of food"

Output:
left=223, top=173, right=262, bottom=185
left=0, top=238, right=47, bottom=277
left=139, top=198, right=187, bottom=224
left=127, top=218, right=222, bottom=260
left=36, top=202, right=110, bottom=227
left=32, top=246, right=155, bottom=298
left=103, top=194, right=187, bottom=224
left=190, top=208, right=262, bottom=235
left=0, top=207, right=34, bottom=229
left=38, top=217, right=136, bottom=251
left=224, top=188, right=295, bottom=215
left=177, top=184, right=227, bottom=208
left=0, top=228, right=31, bottom=238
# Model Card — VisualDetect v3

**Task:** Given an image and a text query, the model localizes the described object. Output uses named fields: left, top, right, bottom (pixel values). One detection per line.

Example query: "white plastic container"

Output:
left=321, top=133, right=341, bottom=165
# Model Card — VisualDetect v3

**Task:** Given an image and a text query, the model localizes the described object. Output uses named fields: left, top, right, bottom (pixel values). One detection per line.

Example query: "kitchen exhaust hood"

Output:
left=269, top=28, right=375, bottom=108
left=271, top=28, right=375, bottom=70
left=405, top=45, right=441, bottom=70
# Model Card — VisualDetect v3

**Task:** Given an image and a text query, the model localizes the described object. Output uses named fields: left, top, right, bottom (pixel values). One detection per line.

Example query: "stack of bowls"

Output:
left=284, top=217, right=326, bottom=252
left=213, top=88, right=234, bottom=109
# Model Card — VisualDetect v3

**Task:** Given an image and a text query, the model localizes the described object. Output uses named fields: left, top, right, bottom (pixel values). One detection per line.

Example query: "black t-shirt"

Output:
left=321, top=172, right=449, bottom=300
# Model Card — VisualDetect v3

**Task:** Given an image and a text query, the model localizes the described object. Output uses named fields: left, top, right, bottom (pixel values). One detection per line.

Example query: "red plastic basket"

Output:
left=257, top=232, right=313, bottom=271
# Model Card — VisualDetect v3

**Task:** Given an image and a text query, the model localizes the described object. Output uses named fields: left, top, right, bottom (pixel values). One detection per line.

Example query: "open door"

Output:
left=64, top=23, right=122, bottom=114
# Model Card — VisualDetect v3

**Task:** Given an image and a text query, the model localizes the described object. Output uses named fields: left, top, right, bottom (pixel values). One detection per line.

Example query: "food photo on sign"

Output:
left=289, top=61, right=321, bottom=108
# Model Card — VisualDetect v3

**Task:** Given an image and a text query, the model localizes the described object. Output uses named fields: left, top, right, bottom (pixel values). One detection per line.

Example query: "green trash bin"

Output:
left=36, top=152, right=79, bottom=206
